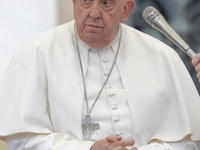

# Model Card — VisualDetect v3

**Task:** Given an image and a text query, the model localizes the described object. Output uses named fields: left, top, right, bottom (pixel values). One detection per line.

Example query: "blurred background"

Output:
left=0, top=0, right=73, bottom=149
left=126, top=0, right=200, bottom=93
left=0, top=0, right=200, bottom=149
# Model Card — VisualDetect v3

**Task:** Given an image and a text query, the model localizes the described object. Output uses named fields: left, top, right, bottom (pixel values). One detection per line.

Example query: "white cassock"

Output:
left=0, top=21, right=200, bottom=150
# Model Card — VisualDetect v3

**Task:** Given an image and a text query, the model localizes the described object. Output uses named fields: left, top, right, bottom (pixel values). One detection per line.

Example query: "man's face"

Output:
left=73, top=0, right=134, bottom=48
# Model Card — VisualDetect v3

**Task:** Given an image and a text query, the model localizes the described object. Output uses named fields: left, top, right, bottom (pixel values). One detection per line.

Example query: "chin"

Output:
left=81, top=33, right=109, bottom=48
left=84, top=35, right=102, bottom=43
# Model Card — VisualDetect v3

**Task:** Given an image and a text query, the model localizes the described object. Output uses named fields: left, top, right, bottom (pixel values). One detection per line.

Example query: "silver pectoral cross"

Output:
left=82, top=115, right=100, bottom=141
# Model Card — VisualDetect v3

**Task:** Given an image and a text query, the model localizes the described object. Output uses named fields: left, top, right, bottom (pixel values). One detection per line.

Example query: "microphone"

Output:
left=142, top=6, right=196, bottom=59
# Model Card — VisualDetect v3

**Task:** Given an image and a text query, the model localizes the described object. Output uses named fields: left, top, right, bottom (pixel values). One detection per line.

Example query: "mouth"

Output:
left=87, top=24, right=103, bottom=29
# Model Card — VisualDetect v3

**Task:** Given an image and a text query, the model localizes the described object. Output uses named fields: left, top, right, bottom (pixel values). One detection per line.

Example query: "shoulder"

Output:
left=121, top=23, right=171, bottom=50
left=121, top=23, right=180, bottom=61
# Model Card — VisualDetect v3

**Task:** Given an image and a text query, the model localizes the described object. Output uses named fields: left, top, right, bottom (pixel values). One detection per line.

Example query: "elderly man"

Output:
left=0, top=0, right=200, bottom=149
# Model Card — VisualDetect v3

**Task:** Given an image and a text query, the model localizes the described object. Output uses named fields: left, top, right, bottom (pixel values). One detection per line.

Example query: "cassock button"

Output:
left=103, top=59, right=109, bottom=63
left=111, top=106, right=118, bottom=110
left=104, top=71, right=109, bottom=76
left=109, top=93, right=116, bottom=97
left=114, top=118, right=120, bottom=122
left=116, top=132, right=122, bottom=137
left=106, top=86, right=111, bottom=89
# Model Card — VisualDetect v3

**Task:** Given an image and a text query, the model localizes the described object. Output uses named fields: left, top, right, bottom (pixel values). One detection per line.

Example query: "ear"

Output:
left=72, top=0, right=76, bottom=9
left=120, top=0, right=135, bottom=23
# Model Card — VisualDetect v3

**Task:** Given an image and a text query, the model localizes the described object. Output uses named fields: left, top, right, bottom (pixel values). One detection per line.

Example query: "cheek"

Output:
left=104, top=8, right=124, bottom=25
left=74, top=8, right=89, bottom=25
left=105, top=14, right=121, bottom=28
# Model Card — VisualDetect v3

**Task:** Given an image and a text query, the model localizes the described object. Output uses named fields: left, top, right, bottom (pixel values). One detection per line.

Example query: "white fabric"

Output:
left=0, top=21, right=200, bottom=149
left=83, top=46, right=132, bottom=141
left=6, top=133, right=94, bottom=150
left=6, top=134, right=200, bottom=149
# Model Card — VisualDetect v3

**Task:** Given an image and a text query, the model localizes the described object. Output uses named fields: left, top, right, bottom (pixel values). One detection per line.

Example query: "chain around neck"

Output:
left=74, top=23, right=122, bottom=115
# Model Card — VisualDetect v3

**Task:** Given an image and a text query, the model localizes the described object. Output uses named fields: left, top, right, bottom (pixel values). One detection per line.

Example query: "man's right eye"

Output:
left=82, top=0, right=92, bottom=7
left=83, top=0, right=91, bottom=3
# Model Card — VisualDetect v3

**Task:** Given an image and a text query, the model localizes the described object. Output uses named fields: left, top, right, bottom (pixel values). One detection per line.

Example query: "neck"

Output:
left=85, top=41, right=112, bottom=49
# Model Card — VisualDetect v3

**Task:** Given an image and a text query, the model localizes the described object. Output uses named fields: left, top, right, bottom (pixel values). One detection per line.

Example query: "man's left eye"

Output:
left=101, top=0, right=114, bottom=11
left=102, top=1, right=111, bottom=6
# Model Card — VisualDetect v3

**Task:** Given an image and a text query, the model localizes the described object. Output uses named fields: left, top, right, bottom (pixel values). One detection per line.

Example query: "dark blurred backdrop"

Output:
left=126, top=0, right=200, bottom=94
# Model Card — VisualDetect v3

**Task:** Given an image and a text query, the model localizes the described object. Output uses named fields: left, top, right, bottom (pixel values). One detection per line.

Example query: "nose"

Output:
left=89, top=2, right=101, bottom=19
